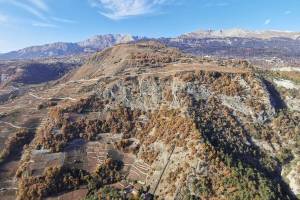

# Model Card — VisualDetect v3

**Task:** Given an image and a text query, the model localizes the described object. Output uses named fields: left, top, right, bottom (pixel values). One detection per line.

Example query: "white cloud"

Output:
left=32, top=21, right=57, bottom=28
left=89, top=0, right=171, bottom=20
left=1, top=0, right=76, bottom=27
left=264, top=19, right=271, bottom=25
left=10, top=0, right=46, bottom=20
left=51, top=17, right=77, bottom=24
left=27, top=0, right=48, bottom=11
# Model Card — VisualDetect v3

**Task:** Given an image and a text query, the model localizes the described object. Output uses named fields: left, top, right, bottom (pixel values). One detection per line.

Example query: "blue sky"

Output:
left=0, top=0, right=299, bottom=52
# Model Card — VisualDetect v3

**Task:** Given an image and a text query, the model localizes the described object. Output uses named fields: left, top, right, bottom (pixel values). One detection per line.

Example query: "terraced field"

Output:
left=127, top=160, right=151, bottom=184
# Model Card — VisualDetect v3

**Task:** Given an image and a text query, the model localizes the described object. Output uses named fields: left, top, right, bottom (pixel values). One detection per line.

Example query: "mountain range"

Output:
left=180, top=28, right=300, bottom=39
left=1, top=29, right=300, bottom=62
left=0, top=34, right=139, bottom=60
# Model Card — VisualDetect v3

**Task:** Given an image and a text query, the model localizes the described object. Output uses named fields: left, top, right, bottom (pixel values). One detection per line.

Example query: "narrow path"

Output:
left=0, top=187, right=18, bottom=191
left=29, top=93, right=77, bottom=101
left=0, top=120, right=24, bottom=129
left=29, top=93, right=48, bottom=100
left=69, top=78, right=99, bottom=83
left=0, top=120, right=36, bottom=130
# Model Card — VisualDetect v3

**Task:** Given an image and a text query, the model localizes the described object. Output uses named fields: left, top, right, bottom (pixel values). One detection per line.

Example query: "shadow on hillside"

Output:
left=262, top=79, right=286, bottom=111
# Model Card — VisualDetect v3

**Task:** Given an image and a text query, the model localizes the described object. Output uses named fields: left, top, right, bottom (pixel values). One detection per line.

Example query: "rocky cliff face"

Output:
left=0, top=42, right=299, bottom=200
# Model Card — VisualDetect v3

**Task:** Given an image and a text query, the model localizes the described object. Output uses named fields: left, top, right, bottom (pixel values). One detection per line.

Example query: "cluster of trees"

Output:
left=0, top=128, right=34, bottom=165
left=90, top=158, right=123, bottom=188
left=85, top=186, right=122, bottom=200
left=188, top=159, right=281, bottom=200
left=128, top=50, right=179, bottom=68
left=37, top=104, right=143, bottom=152
left=137, top=109, right=200, bottom=149
left=183, top=71, right=221, bottom=84
left=105, top=107, right=141, bottom=138
left=178, top=142, right=290, bottom=200
left=85, top=185, right=153, bottom=200
left=17, top=167, right=88, bottom=200
left=37, top=116, right=110, bottom=152
left=211, top=74, right=244, bottom=96
left=114, top=139, right=139, bottom=154
left=140, top=146, right=160, bottom=165
left=18, top=158, right=124, bottom=200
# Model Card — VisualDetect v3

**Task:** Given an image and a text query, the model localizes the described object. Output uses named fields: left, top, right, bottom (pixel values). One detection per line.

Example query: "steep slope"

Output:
left=0, top=42, right=299, bottom=200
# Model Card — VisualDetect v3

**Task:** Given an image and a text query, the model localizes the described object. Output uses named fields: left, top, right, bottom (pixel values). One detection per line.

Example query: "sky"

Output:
left=0, top=0, right=300, bottom=52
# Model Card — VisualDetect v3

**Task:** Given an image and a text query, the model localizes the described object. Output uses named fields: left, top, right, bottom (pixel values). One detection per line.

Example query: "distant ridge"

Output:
left=1, top=29, right=300, bottom=60
left=180, top=28, right=300, bottom=39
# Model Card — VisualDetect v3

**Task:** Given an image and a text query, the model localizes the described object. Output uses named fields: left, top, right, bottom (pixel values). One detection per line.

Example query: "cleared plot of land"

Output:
left=28, top=151, right=65, bottom=176
left=0, top=160, right=19, bottom=200
left=85, top=142, right=110, bottom=172
left=45, top=188, right=88, bottom=200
